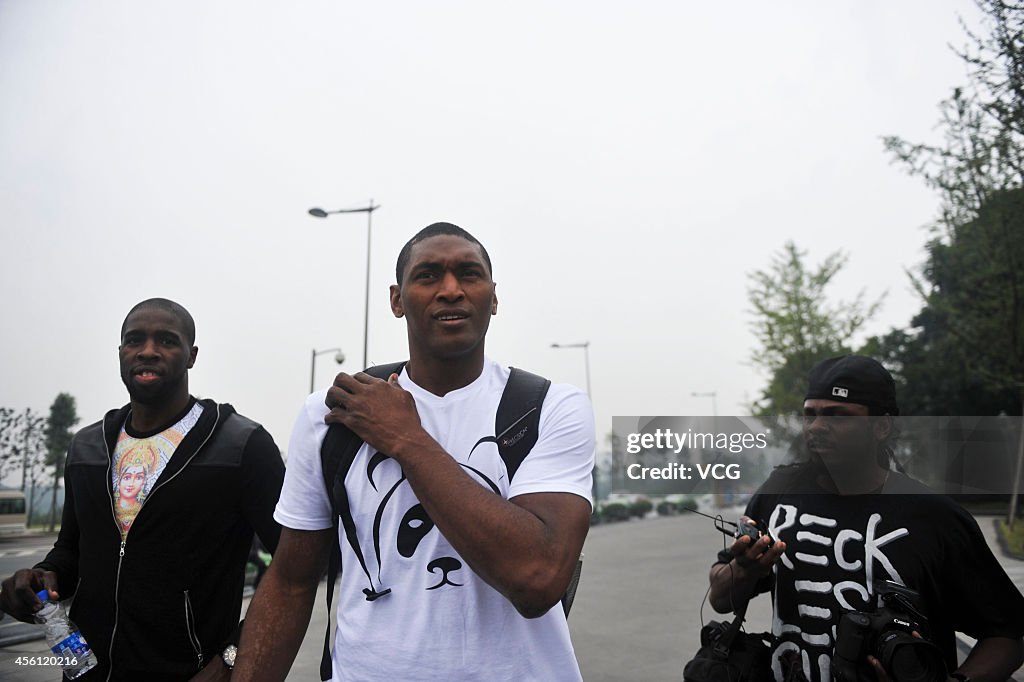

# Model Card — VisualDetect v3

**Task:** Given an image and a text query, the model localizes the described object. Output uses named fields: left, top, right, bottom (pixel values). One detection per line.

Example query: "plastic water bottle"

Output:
left=34, top=589, right=98, bottom=679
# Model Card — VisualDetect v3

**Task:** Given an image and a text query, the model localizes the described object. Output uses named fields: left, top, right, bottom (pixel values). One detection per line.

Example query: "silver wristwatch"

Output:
left=221, top=644, right=238, bottom=670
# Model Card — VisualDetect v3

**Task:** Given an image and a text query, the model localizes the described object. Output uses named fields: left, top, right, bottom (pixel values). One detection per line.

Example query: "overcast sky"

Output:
left=0, top=1, right=981, bottom=478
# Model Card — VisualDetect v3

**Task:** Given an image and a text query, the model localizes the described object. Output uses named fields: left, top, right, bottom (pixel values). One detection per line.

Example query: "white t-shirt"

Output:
left=275, top=358, right=594, bottom=681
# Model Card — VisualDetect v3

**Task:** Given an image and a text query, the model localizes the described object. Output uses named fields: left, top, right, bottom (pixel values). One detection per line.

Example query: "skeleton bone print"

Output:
left=738, top=465, right=1024, bottom=682
left=764, top=502, right=910, bottom=682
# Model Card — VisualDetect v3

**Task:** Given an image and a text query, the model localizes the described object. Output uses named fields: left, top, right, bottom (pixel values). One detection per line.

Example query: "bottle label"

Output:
left=51, top=631, right=92, bottom=658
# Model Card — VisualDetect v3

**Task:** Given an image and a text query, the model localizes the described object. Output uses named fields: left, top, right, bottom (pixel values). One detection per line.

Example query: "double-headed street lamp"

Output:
left=551, top=342, right=591, bottom=398
left=308, top=200, right=381, bottom=369
left=310, top=347, right=345, bottom=393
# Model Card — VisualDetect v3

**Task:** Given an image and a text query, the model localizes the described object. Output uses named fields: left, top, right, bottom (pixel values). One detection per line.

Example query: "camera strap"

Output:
left=711, top=600, right=750, bottom=659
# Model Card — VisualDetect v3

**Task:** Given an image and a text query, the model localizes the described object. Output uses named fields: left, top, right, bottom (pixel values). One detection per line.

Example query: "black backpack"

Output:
left=317, top=362, right=582, bottom=680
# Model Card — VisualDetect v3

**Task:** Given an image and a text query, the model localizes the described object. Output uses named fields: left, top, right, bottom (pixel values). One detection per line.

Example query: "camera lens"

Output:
left=877, top=633, right=946, bottom=682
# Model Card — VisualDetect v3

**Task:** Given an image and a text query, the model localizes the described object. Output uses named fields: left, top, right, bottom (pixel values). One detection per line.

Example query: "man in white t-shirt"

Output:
left=233, top=223, right=595, bottom=681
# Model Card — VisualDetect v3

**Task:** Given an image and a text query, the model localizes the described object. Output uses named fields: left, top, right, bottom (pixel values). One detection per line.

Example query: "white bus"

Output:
left=0, top=490, right=27, bottom=534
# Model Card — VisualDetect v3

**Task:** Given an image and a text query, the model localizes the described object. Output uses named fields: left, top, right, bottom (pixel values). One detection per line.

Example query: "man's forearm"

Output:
left=708, top=533, right=783, bottom=614
left=231, top=528, right=332, bottom=682
left=956, top=636, right=1024, bottom=682
left=396, top=440, right=588, bottom=618
left=708, top=560, right=761, bottom=613
left=230, top=564, right=318, bottom=682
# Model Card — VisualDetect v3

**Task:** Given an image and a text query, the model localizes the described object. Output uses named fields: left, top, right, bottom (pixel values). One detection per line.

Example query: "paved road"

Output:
left=0, top=513, right=1021, bottom=681
left=0, top=534, right=59, bottom=653
left=0, top=533, right=54, bottom=578
left=569, top=513, right=774, bottom=681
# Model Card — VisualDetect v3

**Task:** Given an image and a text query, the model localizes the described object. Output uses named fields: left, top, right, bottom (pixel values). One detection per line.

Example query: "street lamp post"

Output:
left=1009, top=384, right=1024, bottom=527
left=308, top=200, right=380, bottom=369
left=310, top=347, right=345, bottom=393
left=552, top=341, right=594, bottom=498
left=551, top=342, right=591, bottom=398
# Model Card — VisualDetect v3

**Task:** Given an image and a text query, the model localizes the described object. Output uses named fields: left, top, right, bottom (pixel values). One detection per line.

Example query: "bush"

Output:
left=656, top=501, right=678, bottom=516
left=668, top=495, right=698, bottom=513
left=629, top=499, right=653, bottom=518
left=601, top=502, right=630, bottom=523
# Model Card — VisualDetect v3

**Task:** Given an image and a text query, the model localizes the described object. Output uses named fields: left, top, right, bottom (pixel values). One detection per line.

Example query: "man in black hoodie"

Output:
left=0, top=298, right=284, bottom=682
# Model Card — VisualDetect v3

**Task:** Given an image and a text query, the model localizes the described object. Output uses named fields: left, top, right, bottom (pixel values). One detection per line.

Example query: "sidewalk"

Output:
left=957, top=515, right=1024, bottom=679
left=979, top=515, right=1024, bottom=592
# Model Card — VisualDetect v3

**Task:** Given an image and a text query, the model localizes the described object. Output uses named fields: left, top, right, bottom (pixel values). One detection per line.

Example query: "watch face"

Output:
left=222, top=645, right=238, bottom=668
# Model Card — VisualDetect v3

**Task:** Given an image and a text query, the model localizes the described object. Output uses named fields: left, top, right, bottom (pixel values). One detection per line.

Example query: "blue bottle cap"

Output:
left=35, top=590, right=49, bottom=602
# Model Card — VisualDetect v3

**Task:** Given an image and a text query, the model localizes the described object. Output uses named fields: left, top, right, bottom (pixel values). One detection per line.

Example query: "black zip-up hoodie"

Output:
left=36, top=398, right=284, bottom=682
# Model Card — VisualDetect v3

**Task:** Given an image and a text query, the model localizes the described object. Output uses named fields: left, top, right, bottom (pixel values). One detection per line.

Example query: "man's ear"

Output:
left=491, top=282, right=498, bottom=316
left=390, top=284, right=404, bottom=318
left=188, top=346, right=199, bottom=370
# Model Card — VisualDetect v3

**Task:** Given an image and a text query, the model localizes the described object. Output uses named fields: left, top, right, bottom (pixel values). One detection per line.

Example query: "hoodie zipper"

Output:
left=183, top=590, right=203, bottom=668
left=104, top=404, right=221, bottom=682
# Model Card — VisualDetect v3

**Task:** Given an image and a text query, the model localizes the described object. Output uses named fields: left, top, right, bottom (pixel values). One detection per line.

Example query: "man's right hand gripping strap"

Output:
left=318, top=361, right=405, bottom=681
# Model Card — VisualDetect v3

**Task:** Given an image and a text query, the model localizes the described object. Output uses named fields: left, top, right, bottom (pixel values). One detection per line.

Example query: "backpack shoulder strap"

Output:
left=320, top=361, right=406, bottom=513
left=495, top=368, right=587, bottom=618
left=319, top=361, right=405, bottom=681
left=494, top=367, right=551, bottom=481
left=494, top=368, right=582, bottom=617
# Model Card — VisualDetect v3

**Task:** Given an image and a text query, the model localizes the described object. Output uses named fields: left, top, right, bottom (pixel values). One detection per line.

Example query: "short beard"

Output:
left=123, top=372, right=187, bottom=407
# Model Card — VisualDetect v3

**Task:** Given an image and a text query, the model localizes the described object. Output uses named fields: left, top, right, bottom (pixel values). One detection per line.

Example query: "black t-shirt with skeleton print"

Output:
left=715, top=464, right=1024, bottom=682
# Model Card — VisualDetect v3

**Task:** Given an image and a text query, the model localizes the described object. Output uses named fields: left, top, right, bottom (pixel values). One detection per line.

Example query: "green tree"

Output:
left=0, top=408, right=48, bottom=525
left=875, top=0, right=1024, bottom=522
left=0, top=408, right=46, bottom=489
left=884, top=1, right=1024, bottom=220
left=0, top=407, right=20, bottom=482
left=878, top=1, right=1024, bottom=414
left=747, top=241, right=883, bottom=415
left=45, top=393, right=78, bottom=532
left=866, top=190, right=1024, bottom=415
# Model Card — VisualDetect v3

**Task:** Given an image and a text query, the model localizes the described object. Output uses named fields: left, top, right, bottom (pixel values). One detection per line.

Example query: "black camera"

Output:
left=832, top=580, right=946, bottom=682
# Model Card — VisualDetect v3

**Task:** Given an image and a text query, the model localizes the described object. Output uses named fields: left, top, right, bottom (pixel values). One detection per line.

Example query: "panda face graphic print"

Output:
left=343, top=436, right=506, bottom=602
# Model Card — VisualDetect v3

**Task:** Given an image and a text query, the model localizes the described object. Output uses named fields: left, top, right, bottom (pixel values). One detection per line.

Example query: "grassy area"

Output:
left=997, top=518, right=1024, bottom=559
